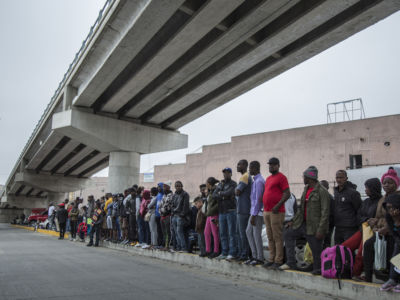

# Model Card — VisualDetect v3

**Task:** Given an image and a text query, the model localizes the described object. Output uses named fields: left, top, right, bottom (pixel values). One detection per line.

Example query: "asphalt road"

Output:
left=0, top=224, right=332, bottom=300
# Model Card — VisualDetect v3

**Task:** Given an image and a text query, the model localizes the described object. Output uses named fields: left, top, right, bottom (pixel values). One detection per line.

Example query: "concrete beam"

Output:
left=1, top=195, right=51, bottom=209
left=15, top=171, right=91, bottom=193
left=52, top=109, right=188, bottom=153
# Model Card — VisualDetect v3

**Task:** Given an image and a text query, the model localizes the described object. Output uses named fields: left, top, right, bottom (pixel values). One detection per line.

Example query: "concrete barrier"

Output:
left=12, top=225, right=398, bottom=300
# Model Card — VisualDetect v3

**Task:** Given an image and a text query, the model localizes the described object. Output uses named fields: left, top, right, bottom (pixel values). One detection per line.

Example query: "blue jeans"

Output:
left=171, top=216, right=187, bottom=251
left=66, top=219, right=71, bottom=233
left=237, top=214, right=250, bottom=259
left=137, top=216, right=145, bottom=244
left=219, top=211, right=237, bottom=256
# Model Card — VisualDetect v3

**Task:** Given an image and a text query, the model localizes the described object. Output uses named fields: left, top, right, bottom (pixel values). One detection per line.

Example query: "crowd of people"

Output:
left=47, top=158, right=400, bottom=293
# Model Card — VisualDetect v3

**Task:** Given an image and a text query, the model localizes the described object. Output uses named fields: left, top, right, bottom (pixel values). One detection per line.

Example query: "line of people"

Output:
left=48, top=158, right=400, bottom=293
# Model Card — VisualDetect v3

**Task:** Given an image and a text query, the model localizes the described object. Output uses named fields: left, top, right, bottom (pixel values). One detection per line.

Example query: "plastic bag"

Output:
left=374, top=232, right=386, bottom=270
left=304, top=242, right=313, bottom=264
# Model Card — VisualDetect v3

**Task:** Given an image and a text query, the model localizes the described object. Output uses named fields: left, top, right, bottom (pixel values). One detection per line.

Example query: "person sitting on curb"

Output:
left=281, top=166, right=330, bottom=275
left=380, top=193, right=400, bottom=292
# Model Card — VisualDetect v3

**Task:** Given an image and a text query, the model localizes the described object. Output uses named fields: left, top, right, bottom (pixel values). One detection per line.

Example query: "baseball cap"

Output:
left=268, top=157, right=280, bottom=165
left=222, top=167, right=232, bottom=173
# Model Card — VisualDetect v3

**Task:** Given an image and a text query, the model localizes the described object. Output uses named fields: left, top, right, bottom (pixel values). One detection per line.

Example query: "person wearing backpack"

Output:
left=281, top=166, right=330, bottom=275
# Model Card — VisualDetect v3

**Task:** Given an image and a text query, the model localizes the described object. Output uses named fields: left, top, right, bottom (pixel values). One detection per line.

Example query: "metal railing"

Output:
left=3, top=0, right=115, bottom=194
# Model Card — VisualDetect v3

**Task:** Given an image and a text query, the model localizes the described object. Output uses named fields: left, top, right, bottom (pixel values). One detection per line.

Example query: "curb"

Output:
left=12, top=225, right=398, bottom=300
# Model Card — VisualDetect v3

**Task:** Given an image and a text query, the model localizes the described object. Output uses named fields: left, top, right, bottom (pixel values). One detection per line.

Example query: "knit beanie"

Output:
left=303, top=165, right=318, bottom=180
left=381, top=167, right=400, bottom=188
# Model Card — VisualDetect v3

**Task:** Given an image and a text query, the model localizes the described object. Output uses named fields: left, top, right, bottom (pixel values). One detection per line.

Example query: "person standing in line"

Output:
left=213, top=168, right=237, bottom=260
left=281, top=166, right=330, bottom=275
left=57, top=203, right=68, bottom=240
left=245, top=161, right=265, bottom=266
left=139, top=190, right=152, bottom=248
left=69, top=202, right=79, bottom=241
left=320, top=180, right=334, bottom=249
left=155, top=183, right=164, bottom=247
left=87, top=201, right=104, bottom=247
left=262, top=157, right=290, bottom=269
left=235, top=159, right=252, bottom=262
left=159, top=181, right=173, bottom=250
left=128, top=188, right=137, bottom=244
left=171, top=181, right=190, bottom=252
left=204, top=177, right=220, bottom=258
left=333, top=170, right=362, bottom=244
left=48, top=203, right=55, bottom=231
left=148, top=187, right=159, bottom=248
left=194, top=196, right=207, bottom=257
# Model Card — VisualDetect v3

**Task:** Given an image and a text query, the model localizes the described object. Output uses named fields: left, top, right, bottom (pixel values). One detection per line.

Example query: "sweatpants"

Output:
left=204, top=216, right=219, bottom=253
left=246, top=215, right=264, bottom=261
left=149, top=213, right=158, bottom=246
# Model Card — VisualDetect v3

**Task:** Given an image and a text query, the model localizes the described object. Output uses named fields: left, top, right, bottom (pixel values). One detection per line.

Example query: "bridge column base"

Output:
left=108, top=152, right=140, bottom=194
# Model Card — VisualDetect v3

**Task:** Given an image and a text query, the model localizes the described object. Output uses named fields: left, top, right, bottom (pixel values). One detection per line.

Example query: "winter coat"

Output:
left=213, top=179, right=237, bottom=214
left=171, top=191, right=190, bottom=218
left=206, top=187, right=219, bottom=217
left=292, top=182, right=330, bottom=235
left=57, top=208, right=68, bottom=224
left=333, top=181, right=362, bottom=228
left=159, top=192, right=173, bottom=217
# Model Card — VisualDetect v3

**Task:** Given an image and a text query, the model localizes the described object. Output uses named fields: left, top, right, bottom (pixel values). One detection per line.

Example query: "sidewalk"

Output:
left=12, top=224, right=398, bottom=300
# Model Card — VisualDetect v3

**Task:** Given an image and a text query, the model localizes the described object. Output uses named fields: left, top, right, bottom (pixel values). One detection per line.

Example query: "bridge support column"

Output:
left=108, top=152, right=140, bottom=194
left=47, top=192, right=65, bottom=206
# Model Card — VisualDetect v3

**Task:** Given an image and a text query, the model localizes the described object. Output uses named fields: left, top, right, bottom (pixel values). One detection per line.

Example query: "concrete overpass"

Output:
left=1, top=0, right=399, bottom=210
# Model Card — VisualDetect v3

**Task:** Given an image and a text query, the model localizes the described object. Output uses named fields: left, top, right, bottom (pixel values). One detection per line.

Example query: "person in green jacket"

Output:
left=204, top=177, right=220, bottom=258
left=280, top=166, right=330, bottom=275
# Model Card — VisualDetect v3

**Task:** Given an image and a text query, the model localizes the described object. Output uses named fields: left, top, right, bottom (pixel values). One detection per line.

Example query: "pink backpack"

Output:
left=321, top=245, right=353, bottom=288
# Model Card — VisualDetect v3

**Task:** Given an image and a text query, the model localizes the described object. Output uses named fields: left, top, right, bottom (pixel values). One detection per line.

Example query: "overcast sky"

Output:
left=1, top=1, right=400, bottom=184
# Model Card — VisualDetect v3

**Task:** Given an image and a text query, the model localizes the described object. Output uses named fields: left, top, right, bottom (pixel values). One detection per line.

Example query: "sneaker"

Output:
left=279, top=263, right=295, bottom=271
left=393, top=284, right=400, bottom=293
left=380, top=279, right=397, bottom=291
left=250, top=260, right=263, bottom=266
left=262, top=261, right=274, bottom=269
left=208, top=252, right=219, bottom=259
left=226, top=255, right=237, bottom=261
left=199, top=253, right=208, bottom=257
left=135, top=243, right=143, bottom=248
left=169, top=249, right=176, bottom=253
left=244, top=259, right=253, bottom=265
left=142, top=244, right=150, bottom=249
left=216, top=254, right=227, bottom=260
left=86, top=243, right=93, bottom=247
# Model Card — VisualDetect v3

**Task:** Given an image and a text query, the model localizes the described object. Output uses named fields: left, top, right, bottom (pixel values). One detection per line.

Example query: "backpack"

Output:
left=321, top=245, right=353, bottom=289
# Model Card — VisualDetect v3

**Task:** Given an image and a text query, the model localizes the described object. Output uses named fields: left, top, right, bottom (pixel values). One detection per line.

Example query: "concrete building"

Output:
left=138, top=114, right=400, bottom=198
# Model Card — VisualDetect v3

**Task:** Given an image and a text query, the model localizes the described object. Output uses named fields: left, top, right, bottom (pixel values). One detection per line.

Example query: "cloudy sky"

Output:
left=1, top=1, right=400, bottom=184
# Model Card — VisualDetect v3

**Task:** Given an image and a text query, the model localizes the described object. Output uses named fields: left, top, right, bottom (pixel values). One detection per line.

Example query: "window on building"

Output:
left=349, top=154, right=362, bottom=169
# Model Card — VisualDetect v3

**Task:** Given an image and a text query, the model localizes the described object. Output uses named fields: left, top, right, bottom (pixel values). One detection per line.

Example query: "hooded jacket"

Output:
left=333, top=181, right=362, bottom=228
